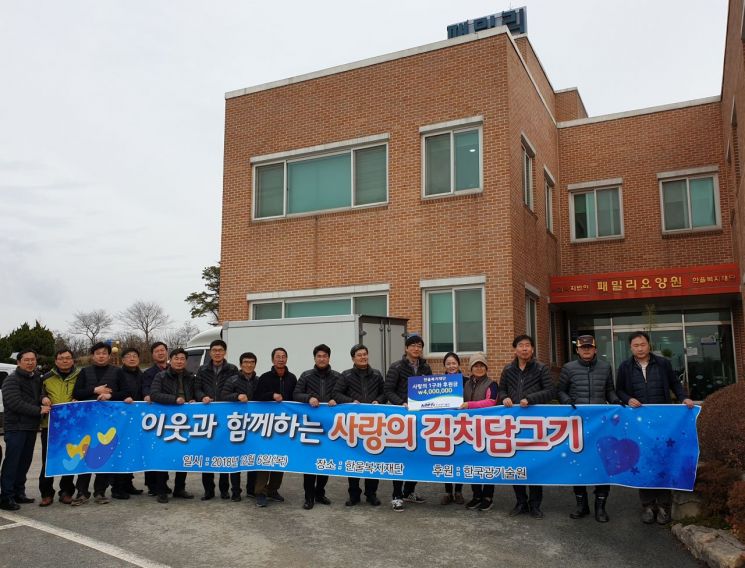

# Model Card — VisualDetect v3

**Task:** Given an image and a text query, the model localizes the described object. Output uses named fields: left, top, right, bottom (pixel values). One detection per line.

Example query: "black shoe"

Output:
left=15, top=495, right=35, bottom=504
left=245, top=491, right=256, bottom=499
left=345, top=498, right=360, bottom=506
left=509, top=503, right=529, bottom=516
left=570, top=494, right=590, bottom=519
left=595, top=496, right=609, bottom=523
left=315, top=495, right=331, bottom=505
left=0, top=500, right=20, bottom=511
left=125, top=486, right=143, bottom=495
left=366, top=496, right=381, bottom=506
left=220, top=492, right=230, bottom=500
left=166, top=486, right=173, bottom=494
left=172, top=490, right=194, bottom=499
left=267, top=491, right=284, bottom=502
left=466, top=498, right=481, bottom=510
left=231, top=494, right=242, bottom=502
left=147, top=489, right=157, bottom=497
left=530, top=505, right=544, bottom=519
left=157, top=494, right=169, bottom=504
left=111, top=492, right=130, bottom=500
left=201, top=491, right=215, bottom=501
left=303, top=499, right=314, bottom=510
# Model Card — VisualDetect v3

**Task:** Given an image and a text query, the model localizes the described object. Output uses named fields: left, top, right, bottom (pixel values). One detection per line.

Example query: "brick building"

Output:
left=220, top=4, right=745, bottom=400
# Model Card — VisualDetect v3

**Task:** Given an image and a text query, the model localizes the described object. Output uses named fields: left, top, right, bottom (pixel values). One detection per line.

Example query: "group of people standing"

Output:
left=0, top=329, right=693, bottom=525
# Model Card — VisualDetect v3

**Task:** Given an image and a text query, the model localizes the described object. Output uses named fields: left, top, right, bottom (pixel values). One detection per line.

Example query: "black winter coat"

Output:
left=220, top=372, right=257, bottom=401
left=558, top=357, right=620, bottom=405
left=384, top=356, right=433, bottom=406
left=615, top=353, right=688, bottom=404
left=196, top=361, right=239, bottom=400
left=254, top=367, right=297, bottom=402
left=294, top=366, right=342, bottom=403
left=121, top=366, right=143, bottom=401
left=150, top=368, right=198, bottom=405
left=498, top=359, right=555, bottom=404
left=334, top=366, right=386, bottom=404
left=73, top=365, right=130, bottom=401
left=1, top=368, right=42, bottom=431
left=141, top=364, right=167, bottom=397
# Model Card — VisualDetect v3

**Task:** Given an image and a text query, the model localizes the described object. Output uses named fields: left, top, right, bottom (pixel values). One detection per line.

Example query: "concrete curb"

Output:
left=672, top=523, right=745, bottom=568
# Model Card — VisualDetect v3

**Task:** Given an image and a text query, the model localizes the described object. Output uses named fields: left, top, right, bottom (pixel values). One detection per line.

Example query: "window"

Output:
left=660, top=175, right=720, bottom=232
left=254, top=143, right=387, bottom=219
left=570, top=186, right=623, bottom=241
left=525, top=294, right=538, bottom=341
left=252, top=294, right=387, bottom=319
left=423, top=127, right=481, bottom=196
left=425, top=287, right=484, bottom=354
left=522, top=147, right=534, bottom=209
left=545, top=175, right=554, bottom=232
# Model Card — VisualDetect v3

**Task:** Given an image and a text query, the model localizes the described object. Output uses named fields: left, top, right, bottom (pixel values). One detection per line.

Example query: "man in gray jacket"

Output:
left=558, top=334, right=620, bottom=523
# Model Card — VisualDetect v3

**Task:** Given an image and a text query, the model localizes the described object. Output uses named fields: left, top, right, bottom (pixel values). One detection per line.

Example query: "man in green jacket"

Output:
left=39, top=348, right=81, bottom=506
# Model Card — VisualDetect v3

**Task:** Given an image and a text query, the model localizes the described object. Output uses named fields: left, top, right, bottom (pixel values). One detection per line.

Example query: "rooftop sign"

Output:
left=447, top=7, right=527, bottom=39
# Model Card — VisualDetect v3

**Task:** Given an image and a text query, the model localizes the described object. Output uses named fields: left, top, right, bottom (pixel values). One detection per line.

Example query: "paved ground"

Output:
left=0, top=437, right=701, bottom=568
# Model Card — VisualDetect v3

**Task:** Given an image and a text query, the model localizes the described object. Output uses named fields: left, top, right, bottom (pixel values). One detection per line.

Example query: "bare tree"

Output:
left=160, top=321, right=200, bottom=349
left=68, top=309, right=114, bottom=347
left=118, top=301, right=172, bottom=348
left=53, top=331, right=89, bottom=358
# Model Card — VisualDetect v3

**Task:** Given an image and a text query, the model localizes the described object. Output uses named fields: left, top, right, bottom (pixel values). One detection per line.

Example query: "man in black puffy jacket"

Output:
left=294, top=344, right=341, bottom=510
left=150, top=348, right=197, bottom=503
left=0, top=350, right=50, bottom=511
left=499, top=334, right=555, bottom=519
left=558, top=334, right=620, bottom=523
left=384, top=334, right=432, bottom=511
left=335, top=343, right=385, bottom=506
left=615, top=331, right=694, bottom=525
left=195, top=339, right=239, bottom=500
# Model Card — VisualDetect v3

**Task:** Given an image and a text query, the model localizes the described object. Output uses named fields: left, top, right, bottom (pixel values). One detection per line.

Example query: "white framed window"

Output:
left=568, top=180, right=624, bottom=242
left=544, top=169, right=555, bottom=233
left=423, top=285, right=485, bottom=355
left=252, top=137, right=388, bottom=219
left=658, top=172, right=720, bottom=233
left=252, top=293, right=388, bottom=320
left=421, top=118, right=482, bottom=197
left=521, top=134, right=535, bottom=209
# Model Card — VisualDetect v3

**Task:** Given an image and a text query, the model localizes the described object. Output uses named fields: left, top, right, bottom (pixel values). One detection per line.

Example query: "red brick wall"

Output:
left=222, top=34, right=529, bottom=370
left=557, top=103, right=732, bottom=274
left=556, top=90, right=588, bottom=122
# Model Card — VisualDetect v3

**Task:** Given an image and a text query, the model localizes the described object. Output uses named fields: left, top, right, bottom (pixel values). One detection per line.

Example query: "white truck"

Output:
left=185, top=315, right=408, bottom=375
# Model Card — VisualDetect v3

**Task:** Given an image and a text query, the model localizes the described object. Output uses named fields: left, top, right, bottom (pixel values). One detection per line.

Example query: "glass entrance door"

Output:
left=684, top=324, right=736, bottom=400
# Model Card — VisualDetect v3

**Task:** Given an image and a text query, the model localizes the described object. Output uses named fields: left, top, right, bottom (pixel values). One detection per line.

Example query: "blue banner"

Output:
left=46, top=401, right=700, bottom=489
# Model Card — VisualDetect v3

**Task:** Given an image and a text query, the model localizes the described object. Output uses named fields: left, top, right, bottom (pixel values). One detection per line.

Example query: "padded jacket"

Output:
left=196, top=361, right=239, bottom=400
left=384, top=356, right=433, bottom=406
left=334, top=366, right=386, bottom=404
left=558, top=357, right=620, bottom=405
left=150, top=368, right=198, bottom=405
left=498, top=358, right=555, bottom=404
left=1, top=368, right=42, bottom=431
left=294, top=366, right=342, bottom=404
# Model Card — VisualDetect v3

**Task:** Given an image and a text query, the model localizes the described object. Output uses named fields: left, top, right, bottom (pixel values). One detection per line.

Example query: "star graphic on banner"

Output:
left=630, top=467, right=639, bottom=475
left=666, top=438, right=675, bottom=447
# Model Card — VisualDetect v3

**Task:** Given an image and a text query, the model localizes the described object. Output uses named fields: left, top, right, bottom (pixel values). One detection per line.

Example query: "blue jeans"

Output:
left=1, top=430, right=37, bottom=500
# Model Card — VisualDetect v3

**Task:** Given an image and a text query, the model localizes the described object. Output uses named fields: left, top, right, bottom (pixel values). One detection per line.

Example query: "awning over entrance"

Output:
left=549, top=263, right=740, bottom=304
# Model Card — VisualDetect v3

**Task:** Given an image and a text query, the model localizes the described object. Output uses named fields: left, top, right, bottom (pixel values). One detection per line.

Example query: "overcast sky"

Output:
left=0, top=0, right=728, bottom=338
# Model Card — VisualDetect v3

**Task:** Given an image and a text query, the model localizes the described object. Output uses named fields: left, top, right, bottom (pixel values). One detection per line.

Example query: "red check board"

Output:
left=550, top=263, right=740, bottom=303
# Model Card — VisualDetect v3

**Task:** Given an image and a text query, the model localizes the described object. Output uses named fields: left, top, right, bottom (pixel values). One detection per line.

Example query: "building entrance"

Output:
left=570, top=309, right=736, bottom=400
